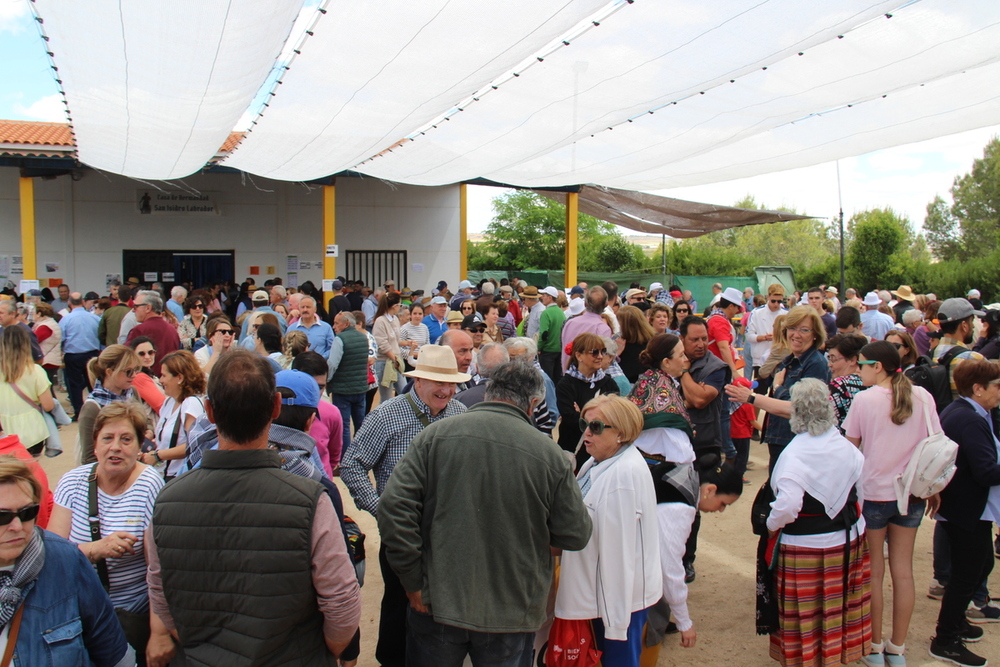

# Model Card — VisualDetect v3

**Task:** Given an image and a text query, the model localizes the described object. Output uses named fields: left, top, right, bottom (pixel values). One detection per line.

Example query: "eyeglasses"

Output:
left=190, top=303, right=204, bottom=309
left=585, top=348, right=606, bottom=357
left=579, top=419, right=617, bottom=435
left=215, top=329, right=235, bottom=335
left=0, top=504, right=39, bottom=527
left=786, top=327, right=813, bottom=334
left=826, top=354, right=843, bottom=363
left=132, top=303, right=149, bottom=311
left=137, top=350, right=155, bottom=357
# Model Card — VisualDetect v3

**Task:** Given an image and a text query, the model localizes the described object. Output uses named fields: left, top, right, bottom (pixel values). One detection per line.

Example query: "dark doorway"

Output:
left=122, top=250, right=235, bottom=288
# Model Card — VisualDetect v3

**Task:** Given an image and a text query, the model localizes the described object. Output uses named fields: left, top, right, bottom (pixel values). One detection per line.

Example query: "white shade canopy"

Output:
left=31, top=0, right=1000, bottom=189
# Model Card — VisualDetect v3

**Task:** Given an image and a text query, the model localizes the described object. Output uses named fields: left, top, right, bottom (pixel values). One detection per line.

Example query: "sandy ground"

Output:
left=36, top=389, right=999, bottom=667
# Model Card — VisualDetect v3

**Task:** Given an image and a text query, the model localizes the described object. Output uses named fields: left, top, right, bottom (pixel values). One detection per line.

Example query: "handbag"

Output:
left=544, top=618, right=602, bottom=667
left=893, top=398, right=958, bottom=514
left=6, top=382, right=63, bottom=457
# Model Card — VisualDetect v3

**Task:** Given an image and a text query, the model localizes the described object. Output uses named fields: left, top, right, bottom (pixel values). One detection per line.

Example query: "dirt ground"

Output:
left=37, top=390, right=999, bottom=667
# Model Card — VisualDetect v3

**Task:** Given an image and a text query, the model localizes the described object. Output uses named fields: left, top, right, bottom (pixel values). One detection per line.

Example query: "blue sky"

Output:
left=3, top=0, right=998, bottom=236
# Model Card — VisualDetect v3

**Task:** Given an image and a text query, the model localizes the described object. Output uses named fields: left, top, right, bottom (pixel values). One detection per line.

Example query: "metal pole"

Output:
left=661, top=233, right=666, bottom=277
left=836, top=161, right=845, bottom=296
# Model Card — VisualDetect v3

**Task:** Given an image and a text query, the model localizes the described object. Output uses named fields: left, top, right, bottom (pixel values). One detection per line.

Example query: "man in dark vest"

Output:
left=677, top=315, right=731, bottom=584
left=146, top=350, right=361, bottom=665
left=327, top=311, right=370, bottom=454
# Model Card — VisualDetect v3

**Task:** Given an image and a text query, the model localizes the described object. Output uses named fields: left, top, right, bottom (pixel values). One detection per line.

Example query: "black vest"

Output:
left=152, top=448, right=333, bottom=667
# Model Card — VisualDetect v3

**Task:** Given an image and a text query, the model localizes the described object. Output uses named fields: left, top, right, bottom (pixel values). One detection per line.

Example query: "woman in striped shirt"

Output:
left=49, top=402, right=168, bottom=665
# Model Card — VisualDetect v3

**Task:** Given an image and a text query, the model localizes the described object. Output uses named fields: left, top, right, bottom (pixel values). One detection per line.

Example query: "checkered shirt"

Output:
left=340, top=391, right=466, bottom=516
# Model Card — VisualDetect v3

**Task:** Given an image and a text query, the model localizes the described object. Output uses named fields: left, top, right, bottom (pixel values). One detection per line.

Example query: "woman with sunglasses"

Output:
left=459, top=298, right=477, bottom=320
left=0, top=456, right=135, bottom=665
left=79, top=345, right=143, bottom=465
left=670, top=300, right=692, bottom=331
left=127, top=336, right=166, bottom=414
left=195, top=317, right=237, bottom=375
left=842, top=341, right=940, bottom=666
left=177, top=296, right=208, bottom=351
left=884, top=330, right=918, bottom=370
left=50, top=402, right=169, bottom=666
left=143, top=350, right=206, bottom=481
left=555, top=395, right=660, bottom=667
left=557, top=332, right=621, bottom=471
left=826, top=333, right=867, bottom=432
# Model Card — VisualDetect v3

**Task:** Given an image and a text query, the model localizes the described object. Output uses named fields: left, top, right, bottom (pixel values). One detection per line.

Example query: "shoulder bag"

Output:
left=6, top=381, right=63, bottom=457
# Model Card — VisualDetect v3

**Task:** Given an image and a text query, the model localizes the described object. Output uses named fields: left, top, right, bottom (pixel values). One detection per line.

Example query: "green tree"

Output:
left=845, top=208, right=914, bottom=292
left=483, top=191, right=636, bottom=271
left=924, top=136, right=1000, bottom=260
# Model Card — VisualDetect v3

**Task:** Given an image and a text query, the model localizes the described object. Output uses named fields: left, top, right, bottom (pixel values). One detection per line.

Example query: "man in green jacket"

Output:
left=378, top=360, right=592, bottom=666
left=537, top=286, right=567, bottom=384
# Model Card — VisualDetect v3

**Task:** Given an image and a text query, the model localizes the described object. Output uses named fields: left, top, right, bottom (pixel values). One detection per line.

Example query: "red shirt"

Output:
left=731, top=402, right=756, bottom=439
left=0, top=435, right=53, bottom=529
left=126, top=315, right=181, bottom=376
left=707, top=313, right=734, bottom=360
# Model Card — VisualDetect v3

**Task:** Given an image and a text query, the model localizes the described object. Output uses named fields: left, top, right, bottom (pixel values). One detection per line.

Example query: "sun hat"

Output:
left=404, top=345, right=472, bottom=383
left=522, top=286, right=540, bottom=299
left=625, top=288, right=646, bottom=300
left=444, top=310, right=465, bottom=324
left=400, top=287, right=413, bottom=297
left=862, top=292, right=882, bottom=307
left=567, top=299, right=585, bottom=316
left=825, top=286, right=838, bottom=294
left=499, top=285, right=514, bottom=294
left=275, top=370, right=320, bottom=408
left=891, top=285, right=916, bottom=302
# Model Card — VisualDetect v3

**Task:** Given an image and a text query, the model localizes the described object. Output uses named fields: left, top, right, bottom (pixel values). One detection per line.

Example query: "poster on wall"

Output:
left=0, top=256, right=9, bottom=279
left=144, top=272, right=158, bottom=282
left=105, top=274, right=122, bottom=291
left=11, top=256, right=22, bottom=275
left=136, top=190, right=220, bottom=215
left=162, top=273, right=175, bottom=282
left=286, top=255, right=299, bottom=271
left=322, top=279, right=335, bottom=292
left=45, top=263, right=59, bottom=273
left=287, top=272, right=299, bottom=288
left=18, top=280, right=39, bottom=294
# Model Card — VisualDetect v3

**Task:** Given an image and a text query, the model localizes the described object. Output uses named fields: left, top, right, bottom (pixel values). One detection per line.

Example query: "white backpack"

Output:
left=893, top=399, right=958, bottom=514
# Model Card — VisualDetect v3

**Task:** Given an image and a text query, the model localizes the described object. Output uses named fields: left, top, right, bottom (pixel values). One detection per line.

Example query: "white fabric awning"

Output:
left=30, top=0, right=1000, bottom=189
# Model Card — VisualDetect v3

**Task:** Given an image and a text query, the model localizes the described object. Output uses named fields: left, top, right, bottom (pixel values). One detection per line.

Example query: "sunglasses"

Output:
left=122, top=368, right=140, bottom=378
left=887, top=341, right=905, bottom=350
left=132, top=303, right=149, bottom=311
left=584, top=348, right=606, bottom=357
left=0, top=504, right=40, bottom=527
left=579, top=418, right=616, bottom=435
left=769, top=299, right=783, bottom=304
left=137, top=350, right=155, bottom=357
left=676, top=308, right=690, bottom=313
left=215, top=329, right=235, bottom=335
left=190, top=303, right=204, bottom=309
left=467, top=326, right=486, bottom=333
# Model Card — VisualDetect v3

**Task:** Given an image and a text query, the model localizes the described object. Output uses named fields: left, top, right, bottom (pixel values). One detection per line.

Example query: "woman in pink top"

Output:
left=843, top=340, right=940, bottom=666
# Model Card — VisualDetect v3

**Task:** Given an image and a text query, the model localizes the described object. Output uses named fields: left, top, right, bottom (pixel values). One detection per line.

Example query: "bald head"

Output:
left=439, top=329, right=474, bottom=374
left=68, top=292, right=84, bottom=307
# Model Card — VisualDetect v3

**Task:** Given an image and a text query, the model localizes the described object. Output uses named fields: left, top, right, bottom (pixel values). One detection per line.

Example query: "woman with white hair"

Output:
left=760, top=378, right=871, bottom=667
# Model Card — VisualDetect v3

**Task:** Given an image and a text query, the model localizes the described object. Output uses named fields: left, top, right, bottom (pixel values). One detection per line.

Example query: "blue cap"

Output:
left=275, top=370, right=320, bottom=408
left=569, top=286, right=585, bottom=296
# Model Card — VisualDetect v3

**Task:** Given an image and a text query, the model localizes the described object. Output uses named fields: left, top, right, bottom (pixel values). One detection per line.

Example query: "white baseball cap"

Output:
left=541, top=286, right=559, bottom=298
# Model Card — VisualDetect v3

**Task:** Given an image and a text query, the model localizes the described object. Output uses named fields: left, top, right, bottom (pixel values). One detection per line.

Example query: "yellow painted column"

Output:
left=323, top=183, right=336, bottom=280
left=459, top=183, right=468, bottom=280
left=565, top=191, right=578, bottom=288
left=19, top=177, right=37, bottom=281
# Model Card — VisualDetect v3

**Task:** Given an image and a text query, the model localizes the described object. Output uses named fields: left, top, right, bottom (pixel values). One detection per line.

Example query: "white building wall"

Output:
left=0, top=167, right=460, bottom=294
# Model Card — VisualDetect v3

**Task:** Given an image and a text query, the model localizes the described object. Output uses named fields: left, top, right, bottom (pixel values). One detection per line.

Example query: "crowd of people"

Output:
left=0, top=273, right=996, bottom=666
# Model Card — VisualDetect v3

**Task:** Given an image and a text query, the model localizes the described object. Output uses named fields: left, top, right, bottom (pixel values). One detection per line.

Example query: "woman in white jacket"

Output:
left=555, top=394, right=661, bottom=667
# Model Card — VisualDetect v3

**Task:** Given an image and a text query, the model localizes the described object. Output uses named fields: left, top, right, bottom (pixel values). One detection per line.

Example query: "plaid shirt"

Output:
left=340, top=391, right=466, bottom=516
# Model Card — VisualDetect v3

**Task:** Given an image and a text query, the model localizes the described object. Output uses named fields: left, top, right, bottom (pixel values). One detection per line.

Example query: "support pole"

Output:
left=323, top=183, right=336, bottom=281
left=565, top=192, right=578, bottom=289
left=459, top=183, right=468, bottom=280
left=661, top=233, right=666, bottom=276
left=836, top=161, right=845, bottom=296
left=19, top=177, right=36, bottom=281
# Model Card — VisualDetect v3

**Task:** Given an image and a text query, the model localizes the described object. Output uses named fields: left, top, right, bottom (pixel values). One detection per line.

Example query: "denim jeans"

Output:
left=406, top=607, right=533, bottom=667
left=330, top=392, right=366, bottom=455
left=64, top=349, right=99, bottom=417
left=375, top=360, right=406, bottom=404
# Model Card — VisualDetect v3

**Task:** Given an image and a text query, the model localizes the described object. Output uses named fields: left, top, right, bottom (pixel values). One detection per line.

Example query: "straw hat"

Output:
left=891, top=285, right=915, bottom=302
left=444, top=310, right=465, bottom=324
left=404, top=345, right=471, bottom=383
left=521, top=286, right=540, bottom=299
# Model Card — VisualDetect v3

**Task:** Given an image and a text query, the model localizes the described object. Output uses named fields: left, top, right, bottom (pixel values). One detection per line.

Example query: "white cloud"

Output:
left=14, top=94, right=66, bottom=122
left=0, top=0, right=29, bottom=34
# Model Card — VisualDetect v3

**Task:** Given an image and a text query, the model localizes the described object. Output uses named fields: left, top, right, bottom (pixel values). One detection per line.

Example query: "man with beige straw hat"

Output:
left=340, top=345, right=469, bottom=667
left=891, top=284, right=916, bottom=323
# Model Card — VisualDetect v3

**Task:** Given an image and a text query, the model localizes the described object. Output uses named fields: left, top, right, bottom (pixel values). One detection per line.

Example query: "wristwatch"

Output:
left=747, top=394, right=756, bottom=405
left=152, top=451, right=161, bottom=463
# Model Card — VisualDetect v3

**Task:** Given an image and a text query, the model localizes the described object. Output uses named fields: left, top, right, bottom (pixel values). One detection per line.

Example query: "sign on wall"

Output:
left=136, top=190, right=220, bottom=215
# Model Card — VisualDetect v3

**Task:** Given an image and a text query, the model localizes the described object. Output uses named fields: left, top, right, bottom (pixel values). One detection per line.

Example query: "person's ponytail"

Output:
left=889, top=370, right=914, bottom=425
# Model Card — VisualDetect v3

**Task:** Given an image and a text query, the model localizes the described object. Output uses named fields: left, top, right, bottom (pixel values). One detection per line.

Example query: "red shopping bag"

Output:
left=544, top=618, right=602, bottom=667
